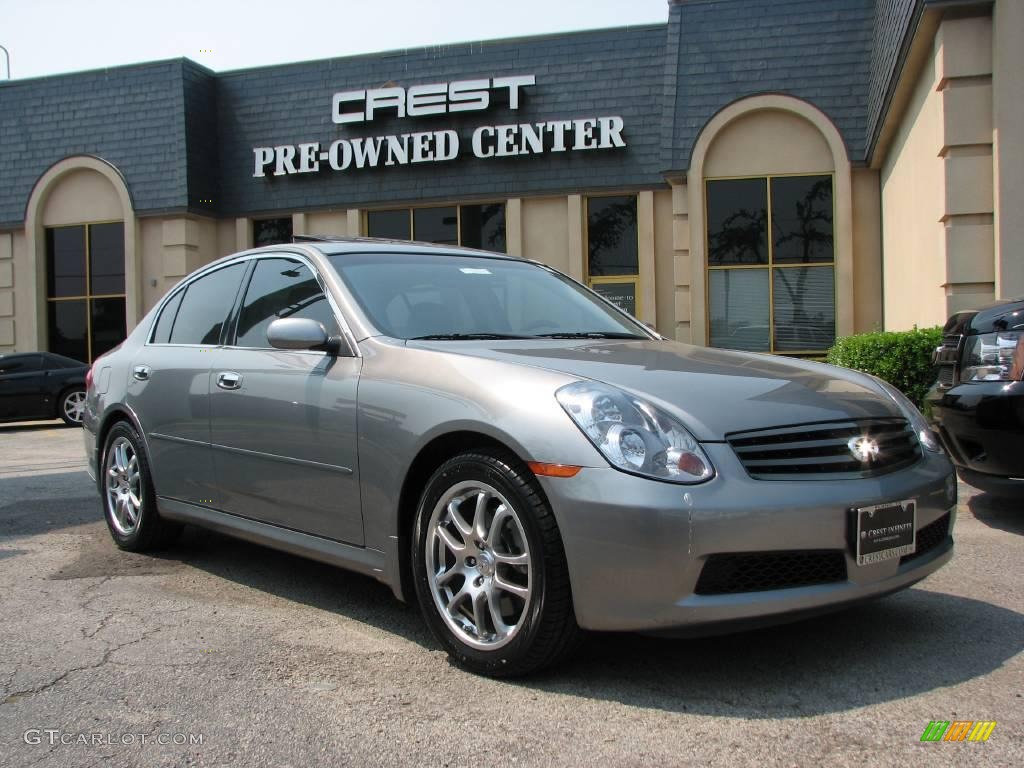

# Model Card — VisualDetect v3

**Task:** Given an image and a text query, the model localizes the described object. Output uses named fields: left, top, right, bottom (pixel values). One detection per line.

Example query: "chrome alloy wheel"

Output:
left=106, top=437, right=142, bottom=536
left=426, top=481, right=532, bottom=650
left=63, top=390, right=86, bottom=423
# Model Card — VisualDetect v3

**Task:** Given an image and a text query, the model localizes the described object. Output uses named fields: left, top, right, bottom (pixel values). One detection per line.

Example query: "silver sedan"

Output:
left=83, top=239, right=956, bottom=676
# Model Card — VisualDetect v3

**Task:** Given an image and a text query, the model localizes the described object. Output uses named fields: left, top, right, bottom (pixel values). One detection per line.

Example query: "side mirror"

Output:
left=267, top=318, right=340, bottom=354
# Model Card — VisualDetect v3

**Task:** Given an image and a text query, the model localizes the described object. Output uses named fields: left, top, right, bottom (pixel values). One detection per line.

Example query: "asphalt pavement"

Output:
left=0, top=421, right=1021, bottom=767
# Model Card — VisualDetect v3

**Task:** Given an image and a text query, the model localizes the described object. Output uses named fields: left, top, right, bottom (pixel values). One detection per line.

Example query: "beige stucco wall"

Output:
left=992, top=0, right=1024, bottom=299
left=881, top=37, right=947, bottom=329
left=40, top=169, right=123, bottom=226
left=521, top=196, right=572, bottom=276
left=851, top=168, right=883, bottom=333
left=704, top=110, right=834, bottom=178
left=653, top=189, right=676, bottom=336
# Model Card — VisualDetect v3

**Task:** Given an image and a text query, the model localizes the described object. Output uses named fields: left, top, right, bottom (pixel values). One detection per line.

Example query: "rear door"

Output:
left=208, top=254, right=364, bottom=544
left=127, top=262, right=247, bottom=507
left=0, top=354, right=46, bottom=419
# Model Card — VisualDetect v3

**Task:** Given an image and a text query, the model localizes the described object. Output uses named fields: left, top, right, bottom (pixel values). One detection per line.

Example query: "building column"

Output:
left=637, top=191, right=656, bottom=327
left=567, top=195, right=584, bottom=282
left=992, top=0, right=1024, bottom=299
left=346, top=209, right=362, bottom=237
left=670, top=180, right=692, bottom=343
left=0, top=233, right=13, bottom=350
left=505, top=198, right=523, bottom=257
left=235, top=217, right=253, bottom=250
left=292, top=212, right=307, bottom=237
left=937, top=15, right=996, bottom=315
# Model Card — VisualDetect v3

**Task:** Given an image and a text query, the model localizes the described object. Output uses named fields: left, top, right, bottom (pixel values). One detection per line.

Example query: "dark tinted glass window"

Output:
left=587, top=196, right=638, bottom=276
left=151, top=289, right=184, bottom=344
left=88, top=223, right=126, bottom=294
left=253, top=217, right=293, bottom=248
left=91, top=297, right=128, bottom=359
left=367, top=210, right=411, bottom=240
left=773, top=266, right=835, bottom=351
left=46, top=226, right=87, bottom=297
left=707, top=179, right=768, bottom=265
left=771, top=176, right=833, bottom=264
left=460, top=204, right=506, bottom=252
left=708, top=268, right=770, bottom=352
left=0, top=354, right=42, bottom=373
left=48, top=300, right=89, bottom=363
left=235, top=258, right=340, bottom=347
left=413, top=207, right=458, bottom=245
left=169, top=264, right=245, bottom=345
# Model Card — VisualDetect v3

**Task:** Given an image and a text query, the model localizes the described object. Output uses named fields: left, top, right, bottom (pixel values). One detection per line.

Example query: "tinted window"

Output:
left=48, top=300, right=89, bottom=363
left=460, top=204, right=506, bottom=252
left=707, top=178, right=768, bottom=265
left=88, top=223, right=126, bottom=294
left=771, top=175, right=833, bottom=264
left=587, top=196, right=638, bottom=277
left=46, top=226, right=87, bottom=297
left=151, top=289, right=184, bottom=344
left=253, top=217, right=293, bottom=247
left=414, top=207, right=458, bottom=245
left=366, top=210, right=411, bottom=240
left=0, top=355, right=41, bottom=373
left=169, top=264, right=245, bottom=345
left=235, top=258, right=340, bottom=347
left=91, top=297, right=128, bottom=359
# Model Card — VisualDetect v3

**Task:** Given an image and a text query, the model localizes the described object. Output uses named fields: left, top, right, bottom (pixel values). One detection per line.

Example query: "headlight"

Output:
left=874, top=378, right=943, bottom=453
left=961, top=331, right=1024, bottom=382
left=555, top=381, right=714, bottom=484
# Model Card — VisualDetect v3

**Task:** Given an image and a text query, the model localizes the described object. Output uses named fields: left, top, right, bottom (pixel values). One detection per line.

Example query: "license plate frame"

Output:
left=854, top=499, right=916, bottom=566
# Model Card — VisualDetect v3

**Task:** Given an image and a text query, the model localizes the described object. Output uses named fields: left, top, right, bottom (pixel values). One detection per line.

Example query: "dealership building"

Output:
left=0, top=0, right=1020, bottom=362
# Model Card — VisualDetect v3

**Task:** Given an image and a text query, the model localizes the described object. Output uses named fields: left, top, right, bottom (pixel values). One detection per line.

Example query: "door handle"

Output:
left=132, top=365, right=151, bottom=381
left=217, top=371, right=243, bottom=390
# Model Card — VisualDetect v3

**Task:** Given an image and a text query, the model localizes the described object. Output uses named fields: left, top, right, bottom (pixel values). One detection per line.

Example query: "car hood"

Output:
left=409, top=338, right=899, bottom=440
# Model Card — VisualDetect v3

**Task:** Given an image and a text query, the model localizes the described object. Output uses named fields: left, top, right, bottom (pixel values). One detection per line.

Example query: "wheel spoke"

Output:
left=488, top=594, right=512, bottom=636
left=485, top=504, right=511, bottom=548
left=472, top=592, right=489, bottom=637
left=447, top=499, right=473, bottom=537
left=436, top=564, right=461, bottom=586
left=494, top=576, right=529, bottom=601
left=472, top=491, right=489, bottom=541
left=494, top=551, right=529, bottom=567
left=436, top=526, right=465, bottom=555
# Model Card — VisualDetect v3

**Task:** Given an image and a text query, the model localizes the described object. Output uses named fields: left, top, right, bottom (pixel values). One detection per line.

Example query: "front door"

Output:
left=0, top=354, right=45, bottom=419
left=208, top=255, right=363, bottom=545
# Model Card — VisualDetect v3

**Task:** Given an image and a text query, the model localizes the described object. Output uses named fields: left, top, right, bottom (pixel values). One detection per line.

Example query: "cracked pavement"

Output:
left=0, top=421, right=1022, bottom=767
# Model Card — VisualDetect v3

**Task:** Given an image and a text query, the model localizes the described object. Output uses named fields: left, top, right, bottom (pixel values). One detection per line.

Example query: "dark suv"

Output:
left=927, top=298, right=1024, bottom=497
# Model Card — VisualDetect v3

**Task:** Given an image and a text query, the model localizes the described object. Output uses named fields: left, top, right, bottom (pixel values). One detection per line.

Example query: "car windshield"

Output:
left=327, top=252, right=648, bottom=341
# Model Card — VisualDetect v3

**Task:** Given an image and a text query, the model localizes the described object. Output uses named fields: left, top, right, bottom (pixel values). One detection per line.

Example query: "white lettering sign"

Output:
left=252, top=75, right=626, bottom=178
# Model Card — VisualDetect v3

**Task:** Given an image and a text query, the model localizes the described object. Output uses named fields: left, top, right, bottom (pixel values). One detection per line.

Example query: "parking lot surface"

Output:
left=0, top=422, right=1021, bottom=767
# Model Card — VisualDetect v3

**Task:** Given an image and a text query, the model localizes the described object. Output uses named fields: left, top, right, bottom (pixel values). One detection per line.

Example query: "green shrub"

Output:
left=826, top=326, right=943, bottom=409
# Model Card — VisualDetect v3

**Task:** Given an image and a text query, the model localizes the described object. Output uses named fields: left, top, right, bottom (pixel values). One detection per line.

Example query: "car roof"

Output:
left=300, top=236, right=522, bottom=261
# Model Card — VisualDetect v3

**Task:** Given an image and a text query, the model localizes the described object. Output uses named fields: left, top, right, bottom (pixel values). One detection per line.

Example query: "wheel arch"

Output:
left=394, top=429, right=543, bottom=604
left=95, top=405, right=150, bottom=490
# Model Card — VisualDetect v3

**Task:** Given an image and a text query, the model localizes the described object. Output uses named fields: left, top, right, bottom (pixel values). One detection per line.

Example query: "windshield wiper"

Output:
left=533, top=331, right=646, bottom=339
left=408, top=333, right=534, bottom=341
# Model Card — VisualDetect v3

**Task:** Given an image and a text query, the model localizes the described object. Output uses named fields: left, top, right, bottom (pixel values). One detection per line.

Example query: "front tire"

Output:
left=101, top=422, right=181, bottom=551
left=412, top=449, right=582, bottom=677
left=58, top=388, right=86, bottom=426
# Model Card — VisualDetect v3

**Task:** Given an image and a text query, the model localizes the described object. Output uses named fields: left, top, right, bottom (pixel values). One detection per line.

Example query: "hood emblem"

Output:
left=848, top=436, right=880, bottom=463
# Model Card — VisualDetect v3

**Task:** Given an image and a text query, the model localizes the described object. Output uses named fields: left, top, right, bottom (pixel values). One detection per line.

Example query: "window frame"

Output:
left=363, top=200, right=508, bottom=252
left=44, top=220, right=127, bottom=363
left=704, top=172, right=837, bottom=356
left=146, top=250, right=358, bottom=358
left=583, top=193, right=641, bottom=319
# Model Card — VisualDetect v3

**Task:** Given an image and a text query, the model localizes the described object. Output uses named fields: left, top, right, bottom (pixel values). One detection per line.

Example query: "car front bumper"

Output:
left=539, top=444, right=956, bottom=632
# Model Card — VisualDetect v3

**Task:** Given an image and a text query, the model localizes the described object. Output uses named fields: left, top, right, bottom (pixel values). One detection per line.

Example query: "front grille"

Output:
left=900, top=512, right=951, bottom=565
left=937, top=366, right=955, bottom=387
left=727, top=418, right=920, bottom=480
left=934, top=334, right=962, bottom=388
left=695, top=550, right=847, bottom=595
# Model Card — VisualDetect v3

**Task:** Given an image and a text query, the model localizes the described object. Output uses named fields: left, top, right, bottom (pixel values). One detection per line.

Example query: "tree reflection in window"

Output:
left=587, top=196, right=638, bottom=276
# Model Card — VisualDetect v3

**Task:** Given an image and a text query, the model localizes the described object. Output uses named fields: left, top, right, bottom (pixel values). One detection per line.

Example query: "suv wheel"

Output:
left=412, top=449, right=582, bottom=677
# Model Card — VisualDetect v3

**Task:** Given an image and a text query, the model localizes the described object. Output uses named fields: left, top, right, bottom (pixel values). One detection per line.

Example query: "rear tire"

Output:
left=412, top=448, right=582, bottom=677
left=101, top=422, right=181, bottom=551
left=58, top=388, right=86, bottom=426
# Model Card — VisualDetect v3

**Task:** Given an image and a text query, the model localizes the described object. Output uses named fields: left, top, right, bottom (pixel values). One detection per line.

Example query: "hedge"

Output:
left=826, top=326, right=943, bottom=409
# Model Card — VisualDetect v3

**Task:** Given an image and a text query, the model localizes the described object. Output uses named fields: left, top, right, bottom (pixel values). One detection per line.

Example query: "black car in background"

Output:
left=0, top=352, right=89, bottom=426
left=928, top=297, right=1024, bottom=498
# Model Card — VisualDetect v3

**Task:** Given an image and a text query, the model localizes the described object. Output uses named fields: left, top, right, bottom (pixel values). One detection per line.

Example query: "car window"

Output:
left=0, top=355, right=41, bottom=373
left=168, top=263, right=246, bottom=346
left=151, top=288, right=185, bottom=344
left=234, top=257, right=340, bottom=348
left=328, top=252, right=646, bottom=340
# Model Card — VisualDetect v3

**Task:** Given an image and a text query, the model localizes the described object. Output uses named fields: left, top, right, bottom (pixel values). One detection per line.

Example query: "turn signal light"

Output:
left=527, top=462, right=582, bottom=478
